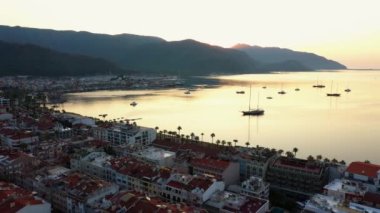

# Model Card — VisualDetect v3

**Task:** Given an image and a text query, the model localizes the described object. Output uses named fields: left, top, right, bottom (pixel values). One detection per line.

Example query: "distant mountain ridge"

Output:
left=0, top=40, right=125, bottom=76
left=0, top=25, right=346, bottom=76
left=232, top=44, right=346, bottom=70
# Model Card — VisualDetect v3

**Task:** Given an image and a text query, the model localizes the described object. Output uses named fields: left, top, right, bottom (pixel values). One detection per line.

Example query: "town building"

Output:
left=241, top=176, right=270, bottom=199
left=88, top=190, right=203, bottom=212
left=162, top=173, right=225, bottom=204
left=70, top=151, right=113, bottom=180
left=0, top=128, right=39, bottom=150
left=304, top=194, right=349, bottom=213
left=130, top=146, right=176, bottom=167
left=323, top=178, right=368, bottom=202
left=265, top=156, right=328, bottom=196
left=109, top=157, right=164, bottom=197
left=304, top=193, right=380, bottom=213
left=0, top=181, right=51, bottom=213
left=190, top=158, right=240, bottom=186
left=0, top=149, right=40, bottom=181
left=345, top=161, right=380, bottom=192
left=93, top=123, right=156, bottom=146
left=30, top=168, right=119, bottom=213
left=204, top=191, right=269, bottom=213
left=238, top=147, right=278, bottom=180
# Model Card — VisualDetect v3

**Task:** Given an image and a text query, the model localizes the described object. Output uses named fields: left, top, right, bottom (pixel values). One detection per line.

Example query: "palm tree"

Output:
left=210, top=133, right=215, bottom=143
left=194, top=136, right=200, bottom=142
left=233, top=139, right=238, bottom=147
left=245, top=142, right=250, bottom=148
left=307, top=155, right=315, bottom=161
left=185, top=135, right=190, bottom=141
left=316, top=155, right=323, bottom=161
left=340, top=160, right=346, bottom=165
left=286, top=151, right=295, bottom=158
left=278, top=149, right=284, bottom=156
left=227, top=141, right=232, bottom=147
left=155, top=126, right=159, bottom=132
left=177, top=126, right=182, bottom=135
left=201, top=133, right=204, bottom=141
left=216, top=140, right=221, bottom=146
left=324, top=158, right=330, bottom=163
left=190, top=132, right=195, bottom=140
left=221, top=140, right=226, bottom=146
left=293, top=147, right=298, bottom=157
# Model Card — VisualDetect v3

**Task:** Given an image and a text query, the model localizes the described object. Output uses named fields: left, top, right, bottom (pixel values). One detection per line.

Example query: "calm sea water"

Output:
left=60, top=70, right=380, bottom=164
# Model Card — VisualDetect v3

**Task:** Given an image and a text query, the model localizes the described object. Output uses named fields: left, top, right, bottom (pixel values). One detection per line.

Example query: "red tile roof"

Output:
left=167, top=181, right=186, bottom=189
left=274, top=157, right=322, bottom=174
left=110, top=157, right=159, bottom=180
left=0, top=149, right=28, bottom=160
left=346, top=162, right=380, bottom=178
left=0, top=181, right=45, bottom=213
left=100, top=191, right=200, bottom=213
left=153, top=138, right=237, bottom=158
left=187, top=177, right=213, bottom=191
left=191, top=158, right=230, bottom=170
left=364, top=192, right=380, bottom=204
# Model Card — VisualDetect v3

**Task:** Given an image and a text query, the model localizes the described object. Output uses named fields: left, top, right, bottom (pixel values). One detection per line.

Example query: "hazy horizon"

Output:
left=2, top=0, right=380, bottom=69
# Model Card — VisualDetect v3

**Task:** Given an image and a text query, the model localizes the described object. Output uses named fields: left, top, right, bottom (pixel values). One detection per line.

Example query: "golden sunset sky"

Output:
left=2, top=0, right=380, bottom=68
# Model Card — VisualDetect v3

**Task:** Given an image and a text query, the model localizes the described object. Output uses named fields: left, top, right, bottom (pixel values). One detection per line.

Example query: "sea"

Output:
left=58, top=70, right=380, bottom=164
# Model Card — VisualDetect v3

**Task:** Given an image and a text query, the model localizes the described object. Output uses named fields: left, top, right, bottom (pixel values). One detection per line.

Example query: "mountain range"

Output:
left=0, top=25, right=346, bottom=76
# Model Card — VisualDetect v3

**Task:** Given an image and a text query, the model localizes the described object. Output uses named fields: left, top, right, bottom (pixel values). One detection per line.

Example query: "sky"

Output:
left=1, top=0, right=380, bottom=69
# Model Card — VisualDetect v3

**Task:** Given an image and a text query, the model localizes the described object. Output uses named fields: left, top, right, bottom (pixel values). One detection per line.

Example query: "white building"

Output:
left=241, top=176, right=270, bottom=199
left=324, top=179, right=368, bottom=202
left=345, top=161, right=380, bottom=192
left=70, top=152, right=113, bottom=180
left=304, top=194, right=345, bottom=213
left=205, top=191, right=269, bottom=213
left=94, top=123, right=156, bottom=146
left=131, top=147, right=175, bottom=167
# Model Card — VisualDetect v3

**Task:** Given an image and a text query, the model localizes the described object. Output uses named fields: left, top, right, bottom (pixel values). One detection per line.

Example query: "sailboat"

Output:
left=278, top=84, right=286, bottom=94
left=242, top=86, right=264, bottom=116
left=344, top=82, right=351, bottom=92
left=326, top=81, right=341, bottom=97
left=313, top=78, right=326, bottom=88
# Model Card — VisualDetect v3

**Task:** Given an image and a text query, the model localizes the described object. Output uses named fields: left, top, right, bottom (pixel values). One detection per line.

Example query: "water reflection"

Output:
left=60, top=70, right=380, bottom=164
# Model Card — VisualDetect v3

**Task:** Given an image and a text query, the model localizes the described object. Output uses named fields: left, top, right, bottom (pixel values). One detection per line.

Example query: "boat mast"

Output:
left=257, top=91, right=260, bottom=109
left=248, top=85, right=252, bottom=110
